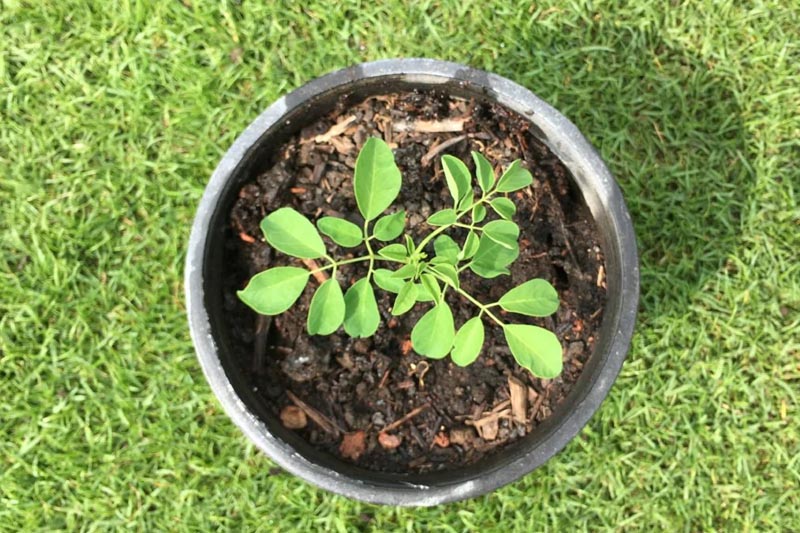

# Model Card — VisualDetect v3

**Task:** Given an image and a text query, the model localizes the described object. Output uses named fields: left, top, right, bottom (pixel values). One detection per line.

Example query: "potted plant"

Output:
left=185, top=59, right=639, bottom=506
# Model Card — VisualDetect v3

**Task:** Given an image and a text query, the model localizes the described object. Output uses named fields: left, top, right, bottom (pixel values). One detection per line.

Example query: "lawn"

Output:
left=1, top=1, right=798, bottom=530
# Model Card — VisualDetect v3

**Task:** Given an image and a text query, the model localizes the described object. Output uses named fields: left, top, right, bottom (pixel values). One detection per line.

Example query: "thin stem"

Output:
left=363, top=220, right=375, bottom=279
left=414, top=195, right=492, bottom=255
left=428, top=271, right=504, bottom=327
left=453, top=222, right=483, bottom=232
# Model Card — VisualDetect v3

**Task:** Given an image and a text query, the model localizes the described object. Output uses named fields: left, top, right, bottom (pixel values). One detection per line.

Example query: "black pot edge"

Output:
left=185, top=58, right=640, bottom=506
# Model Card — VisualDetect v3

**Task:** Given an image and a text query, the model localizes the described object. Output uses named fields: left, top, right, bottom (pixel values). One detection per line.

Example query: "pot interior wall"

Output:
left=202, top=75, right=623, bottom=488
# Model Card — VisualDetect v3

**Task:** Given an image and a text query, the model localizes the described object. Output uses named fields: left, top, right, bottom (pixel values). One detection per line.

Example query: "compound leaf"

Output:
left=472, top=151, right=495, bottom=193
left=430, top=263, right=459, bottom=289
left=427, top=209, right=457, bottom=226
left=472, top=204, right=486, bottom=223
left=490, top=197, right=516, bottom=220
left=343, top=278, right=380, bottom=338
left=470, top=233, right=519, bottom=278
left=498, top=279, right=559, bottom=317
left=317, top=217, right=363, bottom=248
left=434, top=235, right=459, bottom=264
left=411, top=303, right=455, bottom=359
left=354, top=137, right=402, bottom=220
left=261, top=207, right=325, bottom=259
left=377, top=243, right=408, bottom=261
left=237, top=266, right=309, bottom=315
left=420, top=273, right=441, bottom=303
left=441, top=155, right=471, bottom=205
left=459, top=231, right=480, bottom=260
left=482, top=219, right=519, bottom=250
left=451, top=317, right=484, bottom=366
left=496, top=160, right=532, bottom=192
left=373, top=268, right=406, bottom=292
left=307, top=278, right=345, bottom=335
left=503, top=324, right=562, bottom=378
left=392, top=282, right=418, bottom=316
left=373, top=210, right=405, bottom=241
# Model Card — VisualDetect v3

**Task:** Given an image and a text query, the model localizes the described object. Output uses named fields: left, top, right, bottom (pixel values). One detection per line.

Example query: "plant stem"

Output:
left=453, top=222, right=483, bottom=232
left=428, top=271, right=504, bottom=327
left=363, top=220, right=375, bottom=279
left=414, top=195, right=492, bottom=255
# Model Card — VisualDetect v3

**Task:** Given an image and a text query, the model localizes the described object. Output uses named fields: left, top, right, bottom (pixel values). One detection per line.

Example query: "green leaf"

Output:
left=373, top=268, right=406, bottom=293
left=430, top=263, right=459, bottom=289
left=451, top=317, right=484, bottom=366
left=411, top=304, right=455, bottom=359
left=503, top=324, right=562, bottom=378
left=237, top=267, right=309, bottom=315
left=427, top=209, right=457, bottom=226
left=415, top=286, right=435, bottom=302
left=457, top=190, right=474, bottom=212
left=441, top=154, right=471, bottom=205
left=482, top=220, right=519, bottom=250
left=373, top=210, right=405, bottom=241
left=404, top=235, right=416, bottom=255
left=316, top=217, right=363, bottom=248
left=490, top=197, right=516, bottom=220
left=392, top=282, right=418, bottom=316
left=472, top=204, right=486, bottom=223
left=377, top=243, right=408, bottom=261
left=307, top=278, right=345, bottom=335
left=496, top=160, right=533, bottom=193
left=434, top=235, right=459, bottom=264
left=498, top=279, right=559, bottom=317
left=354, top=137, right=402, bottom=220
left=261, top=207, right=325, bottom=259
left=459, top=231, right=480, bottom=260
left=391, top=263, right=417, bottom=279
left=343, top=278, right=380, bottom=338
left=472, top=151, right=495, bottom=193
left=470, top=233, right=519, bottom=278
left=420, top=273, right=441, bottom=303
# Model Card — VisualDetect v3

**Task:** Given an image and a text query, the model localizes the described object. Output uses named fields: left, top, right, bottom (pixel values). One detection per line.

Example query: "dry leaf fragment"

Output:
left=339, top=431, right=367, bottom=460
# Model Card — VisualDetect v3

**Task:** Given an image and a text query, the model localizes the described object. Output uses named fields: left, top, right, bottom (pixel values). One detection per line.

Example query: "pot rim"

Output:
left=185, top=58, right=639, bottom=506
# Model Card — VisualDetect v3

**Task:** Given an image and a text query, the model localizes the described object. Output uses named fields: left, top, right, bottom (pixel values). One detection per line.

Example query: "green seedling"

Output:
left=238, top=138, right=563, bottom=378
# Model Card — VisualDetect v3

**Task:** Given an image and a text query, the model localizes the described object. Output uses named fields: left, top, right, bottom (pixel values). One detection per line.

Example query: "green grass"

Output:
left=1, top=1, right=798, bottom=530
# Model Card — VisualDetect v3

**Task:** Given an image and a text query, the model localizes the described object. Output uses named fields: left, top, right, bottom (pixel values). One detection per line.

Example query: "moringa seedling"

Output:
left=238, top=137, right=563, bottom=378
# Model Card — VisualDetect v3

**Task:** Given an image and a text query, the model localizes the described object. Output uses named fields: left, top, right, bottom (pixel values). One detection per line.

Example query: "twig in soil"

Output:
left=392, top=117, right=467, bottom=133
left=508, top=376, right=528, bottom=425
left=466, top=409, right=510, bottom=441
left=543, top=181, right=579, bottom=267
left=300, top=258, right=329, bottom=284
left=285, top=390, right=343, bottom=437
left=378, top=368, right=391, bottom=388
left=252, top=314, right=271, bottom=375
left=308, top=115, right=357, bottom=144
left=238, top=231, right=256, bottom=243
left=528, top=390, right=549, bottom=425
left=420, top=134, right=468, bottom=166
left=596, top=264, right=606, bottom=288
left=381, top=403, right=431, bottom=433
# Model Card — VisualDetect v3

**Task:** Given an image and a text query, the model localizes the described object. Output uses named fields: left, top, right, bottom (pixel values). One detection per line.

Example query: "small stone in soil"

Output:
left=339, top=431, right=367, bottom=461
left=279, top=405, right=307, bottom=429
left=378, top=432, right=402, bottom=450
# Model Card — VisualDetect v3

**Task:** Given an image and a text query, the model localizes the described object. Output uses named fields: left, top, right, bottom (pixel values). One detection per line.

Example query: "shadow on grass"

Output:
left=489, top=24, right=750, bottom=319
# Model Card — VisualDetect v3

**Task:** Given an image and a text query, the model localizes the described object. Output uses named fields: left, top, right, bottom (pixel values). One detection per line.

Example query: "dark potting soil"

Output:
left=223, top=90, right=607, bottom=473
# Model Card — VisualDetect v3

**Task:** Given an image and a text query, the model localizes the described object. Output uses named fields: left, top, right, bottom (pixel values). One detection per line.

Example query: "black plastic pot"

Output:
left=185, top=59, right=639, bottom=506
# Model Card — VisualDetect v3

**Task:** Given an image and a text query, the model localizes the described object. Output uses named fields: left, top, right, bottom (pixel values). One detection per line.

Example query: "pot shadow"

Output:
left=480, top=24, right=750, bottom=321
